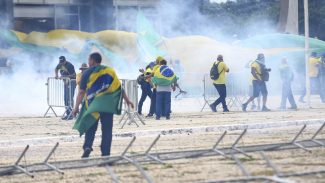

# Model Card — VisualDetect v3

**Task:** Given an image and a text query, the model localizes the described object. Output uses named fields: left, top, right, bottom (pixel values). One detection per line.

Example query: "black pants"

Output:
left=138, top=82, right=152, bottom=114
left=280, top=82, right=297, bottom=108
left=211, top=84, right=227, bottom=109
left=83, top=113, right=113, bottom=156
left=149, top=89, right=156, bottom=115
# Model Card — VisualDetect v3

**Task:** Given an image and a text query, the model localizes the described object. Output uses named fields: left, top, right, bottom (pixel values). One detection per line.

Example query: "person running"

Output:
left=72, top=52, right=134, bottom=158
left=242, top=53, right=271, bottom=112
left=137, top=64, right=153, bottom=115
left=152, top=60, right=177, bottom=120
left=209, top=55, right=230, bottom=112
left=279, top=58, right=297, bottom=110
left=55, top=56, right=76, bottom=120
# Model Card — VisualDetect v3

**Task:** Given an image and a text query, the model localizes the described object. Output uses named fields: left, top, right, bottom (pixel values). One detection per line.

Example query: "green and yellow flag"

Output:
left=73, top=65, right=122, bottom=136
left=152, top=65, right=178, bottom=86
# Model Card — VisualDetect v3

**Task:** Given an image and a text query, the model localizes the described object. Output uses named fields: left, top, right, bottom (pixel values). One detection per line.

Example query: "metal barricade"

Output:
left=44, top=77, right=76, bottom=117
left=118, top=79, right=145, bottom=128
left=201, top=73, right=249, bottom=112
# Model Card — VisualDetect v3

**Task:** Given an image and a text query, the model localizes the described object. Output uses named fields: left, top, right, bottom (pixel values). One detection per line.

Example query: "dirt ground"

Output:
left=1, top=98, right=325, bottom=182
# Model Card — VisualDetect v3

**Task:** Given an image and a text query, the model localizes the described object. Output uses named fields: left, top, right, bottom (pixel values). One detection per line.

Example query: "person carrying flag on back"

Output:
left=72, top=52, right=134, bottom=158
left=152, top=59, right=178, bottom=120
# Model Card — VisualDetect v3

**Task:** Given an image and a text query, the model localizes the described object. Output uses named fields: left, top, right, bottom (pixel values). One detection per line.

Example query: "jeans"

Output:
left=64, top=80, right=76, bottom=116
left=149, top=89, right=157, bottom=115
left=280, top=82, right=297, bottom=108
left=83, top=113, right=113, bottom=156
left=138, top=82, right=152, bottom=114
left=156, top=91, right=171, bottom=119
left=211, top=84, right=227, bottom=109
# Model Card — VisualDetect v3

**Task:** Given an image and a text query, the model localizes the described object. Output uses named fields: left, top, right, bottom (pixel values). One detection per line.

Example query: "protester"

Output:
left=137, top=64, right=153, bottom=115
left=308, top=52, right=323, bottom=102
left=209, top=55, right=230, bottom=112
left=76, top=63, right=88, bottom=87
left=55, top=56, right=76, bottom=120
left=242, top=53, right=271, bottom=112
left=245, top=60, right=261, bottom=110
left=147, top=57, right=165, bottom=118
left=320, top=53, right=325, bottom=103
left=72, top=52, right=134, bottom=158
left=152, top=60, right=177, bottom=120
left=279, top=58, right=297, bottom=110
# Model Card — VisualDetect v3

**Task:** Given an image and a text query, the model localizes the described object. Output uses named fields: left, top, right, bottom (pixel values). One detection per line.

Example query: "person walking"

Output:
left=152, top=60, right=177, bottom=120
left=55, top=56, right=76, bottom=120
left=137, top=65, right=153, bottom=115
left=242, top=53, right=271, bottom=112
left=279, top=58, right=297, bottom=110
left=72, top=52, right=134, bottom=158
left=308, top=52, right=322, bottom=101
left=209, top=55, right=230, bottom=112
left=320, top=53, right=325, bottom=103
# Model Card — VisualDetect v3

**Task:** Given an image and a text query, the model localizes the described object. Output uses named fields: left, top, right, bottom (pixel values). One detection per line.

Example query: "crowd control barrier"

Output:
left=201, top=73, right=249, bottom=112
left=44, top=77, right=76, bottom=117
left=118, top=79, right=145, bottom=128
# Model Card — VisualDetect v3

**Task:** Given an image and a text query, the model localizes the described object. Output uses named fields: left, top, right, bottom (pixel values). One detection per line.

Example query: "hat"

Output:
left=59, top=56, right=66, bottom=63
left=79, top=63, right=88, bottom=70
left=257, top=53, right=265, bottom=64
left=156, top=56, right=164, bottom=64
left=217, top=55, right=223, bottom=61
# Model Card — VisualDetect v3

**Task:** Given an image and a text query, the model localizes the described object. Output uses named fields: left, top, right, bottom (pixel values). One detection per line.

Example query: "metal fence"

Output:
left=44, top=77, right=76, bottom=117
left=201, top=72, right=249, bottom=112
left=118, top=79, right=145, bottom=128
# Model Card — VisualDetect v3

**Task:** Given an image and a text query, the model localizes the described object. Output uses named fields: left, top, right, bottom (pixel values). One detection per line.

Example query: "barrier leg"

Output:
left=14, top=145, right=34, bottom=178
left=43, top=142, right=64, bottom=175
left=44, top=106, right=58, bottom=118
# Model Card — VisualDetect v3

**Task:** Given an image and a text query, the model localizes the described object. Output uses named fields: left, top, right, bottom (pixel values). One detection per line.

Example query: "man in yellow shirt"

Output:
left=76, top=63, right=88, bottom=87
left=209, top=55, right=230, bottom=112
left=242, top=53, right=271, bottom=112
left=308, top=52, right=322, bottom=99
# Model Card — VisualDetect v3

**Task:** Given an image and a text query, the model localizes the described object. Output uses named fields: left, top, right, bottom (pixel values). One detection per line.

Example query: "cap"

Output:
left=217, top=55, right=223, bottom=61
left=79, top=63, right=88, bottom=70
left=59, top=56, right=66, bottom=63
left=156, top=56, right=164, bottom=64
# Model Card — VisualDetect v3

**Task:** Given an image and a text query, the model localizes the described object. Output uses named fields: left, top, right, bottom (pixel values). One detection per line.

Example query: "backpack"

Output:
left=210, top=62, right=222, bottom=80
left=137, top=74, right=145, bottom=85
left=259, top=63, right=270, bottom=82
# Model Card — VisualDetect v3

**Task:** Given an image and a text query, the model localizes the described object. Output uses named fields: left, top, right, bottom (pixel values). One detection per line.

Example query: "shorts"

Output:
left=252, top=80, right=268, bottom=97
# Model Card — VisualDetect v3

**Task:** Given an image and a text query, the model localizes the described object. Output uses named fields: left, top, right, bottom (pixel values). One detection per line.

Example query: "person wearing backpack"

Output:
left=242, top=53, right=271, bottom=112
left=279, top=58, right=297, bottom=110
left=209, top=55, right=230, bottom=112
left=137, top=64, right=153, bottom=115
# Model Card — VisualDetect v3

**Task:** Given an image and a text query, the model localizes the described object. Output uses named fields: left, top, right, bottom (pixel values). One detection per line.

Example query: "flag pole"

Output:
left=304, top=0, right=311, bottom=108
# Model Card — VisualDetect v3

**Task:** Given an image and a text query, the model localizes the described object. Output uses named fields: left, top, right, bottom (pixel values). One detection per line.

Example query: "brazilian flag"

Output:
left=152, top=65, right=178, bottom=86
left=73, top=65, right=122, bottom=136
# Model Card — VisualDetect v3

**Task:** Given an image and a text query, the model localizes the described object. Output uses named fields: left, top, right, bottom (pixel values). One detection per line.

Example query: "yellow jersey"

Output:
left=76, top=72, right=82, bottom=86
left=308, top=57, right=321, bottom=77
left=213, top=61, right=229, bottom=85
left=251, top=61, right=262, bottom=81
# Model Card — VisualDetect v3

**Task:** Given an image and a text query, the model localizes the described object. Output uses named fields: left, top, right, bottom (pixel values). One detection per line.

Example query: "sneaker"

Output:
left=146, top=114, right=154, bottom=118
left=288, top=106, right=297, bottom=110
left=242, top=103, right=247, bottom=112
left=155, top=117, right=160, bottom=120
left=66, top=115, right=74, bottom=120
left=166, top=116, right=170, bottom=120
left=82, top=148, right=92, bottom=158
left=223, top=108, right=230, bottom=112
left=61, top=116, right=68, bottom=120
left=261, top=106, right=271, bottom=112
left=209, top=104, right=217, bottom=112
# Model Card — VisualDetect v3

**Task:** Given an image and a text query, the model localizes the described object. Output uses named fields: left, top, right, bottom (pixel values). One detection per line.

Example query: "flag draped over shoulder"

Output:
left=152, top=65, right=177, bottom=86
left=73, top=65, right=122, bottom=136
